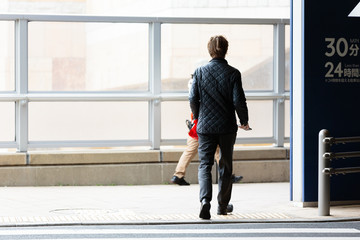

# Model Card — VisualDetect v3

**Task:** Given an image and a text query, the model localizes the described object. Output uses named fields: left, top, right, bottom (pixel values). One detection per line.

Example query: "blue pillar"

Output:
left=292, top=0, right=360, bottom=205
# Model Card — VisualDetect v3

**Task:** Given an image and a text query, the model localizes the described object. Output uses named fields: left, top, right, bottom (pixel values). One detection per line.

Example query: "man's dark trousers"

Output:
left=198, top=132, right=237, bottom=209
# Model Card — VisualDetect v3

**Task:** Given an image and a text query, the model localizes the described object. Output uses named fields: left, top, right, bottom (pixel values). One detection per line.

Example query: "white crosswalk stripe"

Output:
left=0, top=227, right=358, bottom=239
left=0, top=228, right=358, bottom=235
left=10, top=238, right=360, bottom=240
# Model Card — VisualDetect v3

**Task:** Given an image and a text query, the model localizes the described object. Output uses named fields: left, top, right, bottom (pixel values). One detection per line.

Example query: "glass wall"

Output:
left=0, top=21, right=14, bottom=91
left=28, top=22, right=149, bottom=92
left=284, top=25, right=291, bottom=139
left=285, top=25, right=291, bottom=91
left=29, top=102, right=148, bottom=141
left=240, top=100, right=273, bottom=138
left=161, top=24, right=274, bottom=92
left=0, top=14, right=289, bottom=151
left=161, top=100, right=274, bottom=140
left=0, top=102, right=15, bottom=141
left=285, top=100, right=290, bottom=138
left=0, top=21, right=15, bottom=144
left=161, top=101, right=191, bottom=140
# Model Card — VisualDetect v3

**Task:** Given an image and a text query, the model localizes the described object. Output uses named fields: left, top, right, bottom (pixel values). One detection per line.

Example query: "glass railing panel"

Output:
left=285, top=99, right=290, bottom=138
left=0, top=21, right=15, bottom=91
left=285, top=25, right=290, bottom=91
left=161, top=101, right=191, bottom=139
left=161, top=24, right=274, bottom=92
left=0, top=102, right=15, bottom=141
left=28, top=102, right=148, bottom=141
left=237, top=100, right=273, bottom=138
left=161, top=100, right=273, bottom=139
left=28, top=22, right=149, bottom=92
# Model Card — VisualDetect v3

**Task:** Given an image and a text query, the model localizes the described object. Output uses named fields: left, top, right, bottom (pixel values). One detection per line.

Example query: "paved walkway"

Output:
left=0, top=182, right=359, bottom=226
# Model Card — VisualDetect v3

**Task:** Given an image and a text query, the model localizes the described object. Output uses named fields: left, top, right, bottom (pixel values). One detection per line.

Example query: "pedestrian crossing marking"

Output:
left=0, top=227, right=358, bottom=240
left=0, top=211, right=293, bottom=224
left=20, top=238, right=360, bottom=240
left=0, top=228, right=357, bottom=235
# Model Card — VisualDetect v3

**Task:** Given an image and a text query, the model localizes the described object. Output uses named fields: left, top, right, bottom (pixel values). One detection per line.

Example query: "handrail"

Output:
left=324, top=136, right=360, bottom=145
left=0, top=92, right=290, bottom=102
left=323, top=167, right=360, bottom=175
left=318, top=129, right=360, bottom=216
left=0, top=13, right=290, bottom=24
left=323, top=151, right=360, bottom=159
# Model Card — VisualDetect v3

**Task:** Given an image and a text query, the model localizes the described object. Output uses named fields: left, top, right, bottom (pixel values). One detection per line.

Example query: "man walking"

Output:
left=189, top=35, right=250, bottom=219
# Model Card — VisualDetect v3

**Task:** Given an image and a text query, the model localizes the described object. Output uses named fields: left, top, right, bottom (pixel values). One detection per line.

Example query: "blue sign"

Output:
left=303, top=0, right=360, bottom=201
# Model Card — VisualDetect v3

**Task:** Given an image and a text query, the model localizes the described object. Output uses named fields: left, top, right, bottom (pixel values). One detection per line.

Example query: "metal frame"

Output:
left=0, top=14, right=290, bottom=152
left=149, top=22, right=162, bottom=150
left=273, top=23, right=286, bottom=147
left=318, top=129, right=360, bottom=216
left=15, top=19, right=29, bottom=152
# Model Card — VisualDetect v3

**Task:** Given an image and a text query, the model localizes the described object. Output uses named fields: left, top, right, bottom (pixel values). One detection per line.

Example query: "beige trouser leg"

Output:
left=174, top=136, right=199, bottom=178
left=174, top=137, right=221, bottom=178
left=215, top=146, right=220, bottom=164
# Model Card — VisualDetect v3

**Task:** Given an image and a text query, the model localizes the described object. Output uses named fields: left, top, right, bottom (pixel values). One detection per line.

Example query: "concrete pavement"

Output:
left=0, top=182, right=359, bottom=226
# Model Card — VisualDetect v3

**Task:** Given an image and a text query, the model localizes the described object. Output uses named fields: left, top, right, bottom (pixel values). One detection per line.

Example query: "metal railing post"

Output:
left=273, top=23, right=286, bottom=147
left=148, top=22, right=161, bottom=150
left=15, top=19, right=29, bottom=153
left=318, top=129, right=330, bottom=216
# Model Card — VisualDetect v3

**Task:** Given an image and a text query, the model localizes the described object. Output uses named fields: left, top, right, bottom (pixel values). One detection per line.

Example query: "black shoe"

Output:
left=217, top=206, right=227, bottom=215
left=199, top=199, right=211, bottom=219
left=231, top=174, right=243, bottom=183
left=217, top=203, right=233, bottom=215
left=226, top=203, right=233, bottom=213
left=171, top=176, right=190, bottom=186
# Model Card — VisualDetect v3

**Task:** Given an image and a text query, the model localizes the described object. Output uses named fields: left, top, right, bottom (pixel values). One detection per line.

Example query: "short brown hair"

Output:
left=207, top=35, right=228, bottom=58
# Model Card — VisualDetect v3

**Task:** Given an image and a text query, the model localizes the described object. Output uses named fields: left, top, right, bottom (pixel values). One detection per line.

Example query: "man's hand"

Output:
left=239, top=123, right=252, bottom=131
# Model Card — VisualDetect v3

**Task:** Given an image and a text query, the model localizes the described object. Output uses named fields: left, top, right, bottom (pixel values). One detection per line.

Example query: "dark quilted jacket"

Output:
left=189, top=58, right=248, bottom=134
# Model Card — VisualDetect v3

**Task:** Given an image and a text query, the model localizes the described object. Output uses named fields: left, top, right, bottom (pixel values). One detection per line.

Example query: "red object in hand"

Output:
left=188, top=119, right=198, bottom=140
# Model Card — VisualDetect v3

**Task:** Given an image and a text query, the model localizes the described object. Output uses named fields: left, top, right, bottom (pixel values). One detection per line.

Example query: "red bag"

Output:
left=188, top=119, right=198, bottom=140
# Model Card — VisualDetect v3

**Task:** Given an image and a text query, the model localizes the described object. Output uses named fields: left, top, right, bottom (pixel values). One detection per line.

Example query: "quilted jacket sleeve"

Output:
left=232, top=70, right=249, bottom=125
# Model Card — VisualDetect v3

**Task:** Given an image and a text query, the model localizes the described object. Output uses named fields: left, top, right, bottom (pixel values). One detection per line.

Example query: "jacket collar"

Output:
left=210, top=57, right=227, bottom=64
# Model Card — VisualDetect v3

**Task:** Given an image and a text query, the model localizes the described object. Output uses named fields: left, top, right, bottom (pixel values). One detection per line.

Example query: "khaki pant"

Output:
left=174, top=136, right=220, bottom=178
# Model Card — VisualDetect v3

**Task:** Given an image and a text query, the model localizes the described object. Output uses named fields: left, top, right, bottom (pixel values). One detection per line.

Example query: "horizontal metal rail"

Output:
left=323, top=167, right=360, bottom=175
left=162, top=137, right=277, bottom=146
left=0, top=136, right=286, bottom=149
left=0, top=93, right=155, bottom=102
left=323, top=151, right=360, bottom=160
left=324, top=136, right=360, bottom=145
left=0, top=13, right=290, bottom=24
left=0, top=137, right=280, bottom=149
left=0, top=92, right=290, bottom=102
left=28, top=140, right=151, bottom=148
left=161, top=92, right=290, bottom=101
left=318, top=129, right=360, bottom=216
left=0, top=142, right=17, bottom=148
